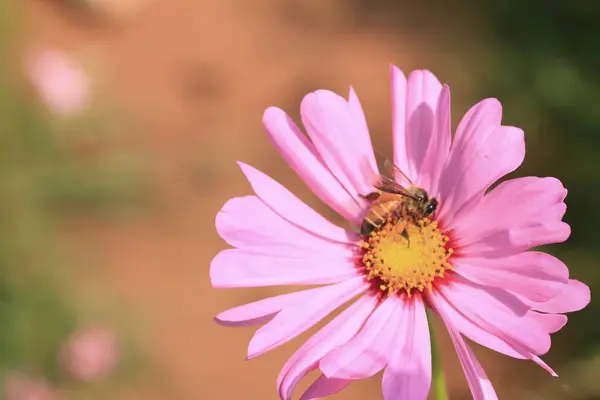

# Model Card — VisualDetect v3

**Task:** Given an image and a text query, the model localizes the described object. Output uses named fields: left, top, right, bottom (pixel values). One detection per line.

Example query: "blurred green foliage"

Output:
left=0, top=2, right=77, bottom=383
left=0, top=1, right=142, bottom=393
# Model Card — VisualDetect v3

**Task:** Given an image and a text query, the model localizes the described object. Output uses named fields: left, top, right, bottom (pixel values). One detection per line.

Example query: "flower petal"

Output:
left=404, top=70, right=443, bottom=183
left=506, top=222, right=571, bottom=252
left=437, top=97, right=502, bottom=220
left=238, top=162, right=358, bottom=244
left=427, top=290, right=523, bottom=359
left=320, top=296, right=402, bottom=379
left=348, top=87, right=378, bottom=176
left=461, top=223, right=570, bottom=258
left=300, top=90, right=378, bottom=196
left=300, top=375, right=352, bottom=400
left=456, top=177, right=567, bottom=233
left=434, top=298, right=498, bottom=400
left=263, top=107, right=365, bottom=224
left=215, top=290, right=308, bottom=327
left=419, top=85, right=451, bottom=195
left=438, top=276, right=551, bottom=356
left=528, top=312, right=567, bottom=334
left=247, top=276, right=368, bottom=359
left=528, top=279, right=591, bottom=314
left=438, top=125, right=525, bottom=226
left=529, top=355, right=558, bottom=377
left=211, top=249, right=359, bottom=288
left=451, top=328, right=498, bottom=400
left=454, top=252, right=569, bottom=302
left=216, top=196, right=356, bottom=257
left=278, top=295, right=377, bottom=400
left=452, top=98, right=503, bottom=154
left=382, top=298, right=431, bottom=400
left=454, top=177, right=569, bottom=257
left=391, top=66, right=411, bottom=186
left=429, top=291, right=559, bottom=377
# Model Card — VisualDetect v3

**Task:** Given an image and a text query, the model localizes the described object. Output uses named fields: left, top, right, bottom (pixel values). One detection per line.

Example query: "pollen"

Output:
left=359, top=216, right=454, bottom=297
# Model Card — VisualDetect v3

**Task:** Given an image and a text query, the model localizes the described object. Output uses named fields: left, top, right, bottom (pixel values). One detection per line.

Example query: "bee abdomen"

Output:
left=360, top=200, right=400, bottom=236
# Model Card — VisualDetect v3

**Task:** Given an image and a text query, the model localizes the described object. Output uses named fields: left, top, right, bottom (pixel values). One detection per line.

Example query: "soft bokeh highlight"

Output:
left=26, top=48, right=89, bottom=116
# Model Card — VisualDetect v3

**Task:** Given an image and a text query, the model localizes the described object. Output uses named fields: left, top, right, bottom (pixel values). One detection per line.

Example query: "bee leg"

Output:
left=416, top=220, right=423, bottom=232
left=401, top=229, right=411, bottom=248
left=360, top=192, right=381, bottom=201
left=360, top=221, right=374, bottom=236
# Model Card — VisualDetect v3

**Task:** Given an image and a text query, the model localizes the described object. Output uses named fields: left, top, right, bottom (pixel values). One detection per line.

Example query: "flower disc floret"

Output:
left=360, top=217, right=454, bottom=296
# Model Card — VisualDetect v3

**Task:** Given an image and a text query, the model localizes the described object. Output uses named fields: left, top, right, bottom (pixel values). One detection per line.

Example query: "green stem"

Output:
left=427, top=309, right=449, bottom=400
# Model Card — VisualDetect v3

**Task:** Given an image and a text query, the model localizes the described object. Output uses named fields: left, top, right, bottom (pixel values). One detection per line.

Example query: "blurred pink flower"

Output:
left=211, top=66, right=591, bottom=399
left=59, top=325, right=118, bottom=382
left=3, top=373, right=57, bottom=400
left=26, top=48, right=89, bottom=116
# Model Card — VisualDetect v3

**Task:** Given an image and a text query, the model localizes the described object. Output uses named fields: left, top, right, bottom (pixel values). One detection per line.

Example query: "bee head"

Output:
left=424, top=198, right=438, bottom=216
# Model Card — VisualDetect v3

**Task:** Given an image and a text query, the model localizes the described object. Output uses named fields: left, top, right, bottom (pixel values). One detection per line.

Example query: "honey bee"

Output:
left=360, top=160, right=438, bottom=237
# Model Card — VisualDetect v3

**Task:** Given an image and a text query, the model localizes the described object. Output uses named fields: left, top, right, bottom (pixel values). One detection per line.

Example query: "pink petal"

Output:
left=382, top=298, right=431, bottom=400
left=216, top=196, right=356, bottom=257
left=439, top=320, right=497, bottom=400
left=404, top=70, right=443, bottom=183
left=348, top=87, right=378, bottom=176
left=429, top=291, right=558, bottom=376
left=529, top=279, right=591, bottom=314
left=447, top=327, right=485, bottom=399
left=438, top=125, right=525, bottom=226
left=438, top=276, right=551, bottom=356
left=278, top=295, right=377, bottom=400
left=454, top=252, right=569, bottom=302
left=527, top=312, right=567, bottom=334
left=427, top=290, right=523, bottom=359
left=462, top=223, right=570, bottom=258
left=456, top=176, right=567, bottom=230
left=263, top=107, right=366, bottom=224
left=455, top=177, right=568, bottom=257
left=529, top=355, right=558, bottom=377
left=300, top=90, right=378, bottom=197
left=437, top=98, right=502, bottom=221
left=419, top=85, right=451, bottom=195
left=458, top=177, right=567, bottom=233
left=462, top=336, right=499, bottom=400
left=454, top=98, right=503, bottom=151
left=247, top=276, right=368, bottom=359
left=238, top=162, right=358, bottom=244
left=320, top=296, right=403, bottom=379
left=391, top=66, right=411, bottom=186
left=300, top=375, right=352, bottom=400
left=215, top=290, right=308, bottom=327
left=210, top=249, right=359, bottom=288
left=506, top=222, right=570, bottom=251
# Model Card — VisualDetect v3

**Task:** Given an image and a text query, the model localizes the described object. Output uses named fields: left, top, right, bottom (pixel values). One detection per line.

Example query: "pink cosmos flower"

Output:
left=26, top=48, right=89, bottom=117
left=3, top=373, right=57, bottom=400
left=211, top=66, right=591, bottom=399
left=59, top=325, right=119, bottom=382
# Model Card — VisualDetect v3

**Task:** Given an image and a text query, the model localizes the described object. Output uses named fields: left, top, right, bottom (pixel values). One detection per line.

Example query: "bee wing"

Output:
left=383, top=159, right=413, bottom=186
left=373, top=175, right=419, bottom=201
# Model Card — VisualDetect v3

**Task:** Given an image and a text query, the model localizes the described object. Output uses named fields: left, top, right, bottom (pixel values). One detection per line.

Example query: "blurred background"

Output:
left=0, top=0, right=597, bottom=399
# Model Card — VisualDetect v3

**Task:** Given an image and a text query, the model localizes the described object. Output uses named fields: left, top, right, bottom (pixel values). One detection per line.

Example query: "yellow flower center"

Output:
left=359, top=216, right=454, bottom=297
